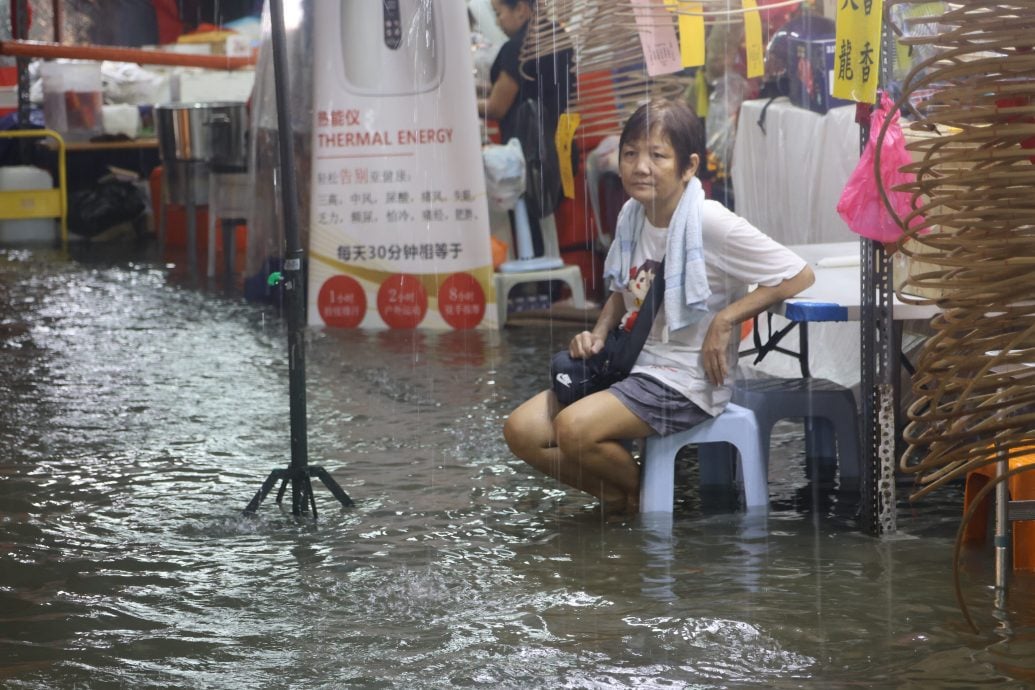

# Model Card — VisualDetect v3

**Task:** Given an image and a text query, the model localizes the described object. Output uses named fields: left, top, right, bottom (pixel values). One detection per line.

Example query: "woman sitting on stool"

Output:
left=503, top=98, right=815, bottom=515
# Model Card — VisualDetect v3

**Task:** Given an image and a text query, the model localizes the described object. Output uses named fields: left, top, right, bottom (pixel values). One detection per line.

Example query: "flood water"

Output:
left=2, top=246, right=1035, bottom=689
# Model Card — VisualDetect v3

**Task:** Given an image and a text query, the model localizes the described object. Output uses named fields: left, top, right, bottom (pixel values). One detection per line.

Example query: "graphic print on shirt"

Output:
left=621, top=259, right=662, bottom=332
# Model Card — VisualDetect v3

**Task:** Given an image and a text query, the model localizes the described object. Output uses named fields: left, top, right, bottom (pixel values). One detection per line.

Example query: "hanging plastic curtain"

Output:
left=243, top=0, right=313, bottom=301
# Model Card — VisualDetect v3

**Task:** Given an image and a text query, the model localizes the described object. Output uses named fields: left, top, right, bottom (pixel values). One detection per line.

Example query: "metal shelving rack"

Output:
left=859, top=238, right=896, bottom=536
left=859, top=21, right=901, bottom=537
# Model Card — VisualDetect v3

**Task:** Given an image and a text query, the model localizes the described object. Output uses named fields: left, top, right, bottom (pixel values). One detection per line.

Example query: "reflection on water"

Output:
left=2, top=247, right=1035, bottom=688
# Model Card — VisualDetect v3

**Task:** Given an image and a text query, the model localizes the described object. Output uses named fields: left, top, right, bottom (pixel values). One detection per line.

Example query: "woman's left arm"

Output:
left=480, top=70, right=520, bottom=122
left=699, top=264, right=816, bottom=385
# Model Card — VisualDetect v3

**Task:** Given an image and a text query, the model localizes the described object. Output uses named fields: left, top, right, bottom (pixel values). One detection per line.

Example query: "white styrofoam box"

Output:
left=102, top=103, right=141, bottom=137
left=0, top=166, right=58, bottom=245
left=0, top=86, right=16, bottom=111
left=170, top=69, right=256, bottom=103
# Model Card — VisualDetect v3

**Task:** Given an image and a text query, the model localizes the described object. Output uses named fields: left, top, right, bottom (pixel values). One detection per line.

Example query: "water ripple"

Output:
left=1, top=248, right=1033, bottom=688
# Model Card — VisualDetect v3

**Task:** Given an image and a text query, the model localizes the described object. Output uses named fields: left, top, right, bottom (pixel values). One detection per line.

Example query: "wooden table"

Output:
left=56, top=137, right=158, bottom=152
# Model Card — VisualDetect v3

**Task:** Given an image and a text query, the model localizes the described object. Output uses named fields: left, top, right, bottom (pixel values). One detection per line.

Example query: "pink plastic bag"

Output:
left=837, top=94, right=924, bottom=243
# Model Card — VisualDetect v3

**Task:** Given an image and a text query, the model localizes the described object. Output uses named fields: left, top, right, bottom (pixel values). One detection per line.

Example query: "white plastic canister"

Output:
left=40, top=61, right=103, bottom=141
left=0, top=166, right=57, bottom=245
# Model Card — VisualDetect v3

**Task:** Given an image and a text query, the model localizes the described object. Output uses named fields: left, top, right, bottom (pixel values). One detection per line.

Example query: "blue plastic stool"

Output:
left=732, top=377, right=860, bottom=486
left=640, top=402, right=768, bottom=513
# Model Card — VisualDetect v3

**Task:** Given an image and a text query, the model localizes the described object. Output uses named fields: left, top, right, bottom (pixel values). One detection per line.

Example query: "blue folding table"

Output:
left=746, top=241, right=939, bottom=377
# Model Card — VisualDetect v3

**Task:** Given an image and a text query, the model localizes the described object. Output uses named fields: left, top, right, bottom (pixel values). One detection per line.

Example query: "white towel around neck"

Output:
left=602, top=177, right=711, bottom=331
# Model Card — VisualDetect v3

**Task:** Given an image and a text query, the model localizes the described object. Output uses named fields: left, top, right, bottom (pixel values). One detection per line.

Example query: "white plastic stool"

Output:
left=494, top=265, right=586, bottom=325
left=494, top=200, right=586, bottom=325
left=640, top=402, right=768, bottom=513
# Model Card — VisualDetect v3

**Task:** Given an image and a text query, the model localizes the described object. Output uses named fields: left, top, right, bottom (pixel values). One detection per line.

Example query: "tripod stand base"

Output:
left=244, top=464, right=353, bottom=518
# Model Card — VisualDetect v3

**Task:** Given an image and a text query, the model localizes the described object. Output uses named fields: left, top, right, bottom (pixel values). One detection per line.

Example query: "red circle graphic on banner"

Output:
left=377, top=273, right=428, bottom=328
left=317, top=275, right=366, bottom=328
left=438, top=272, right=486, bottom=329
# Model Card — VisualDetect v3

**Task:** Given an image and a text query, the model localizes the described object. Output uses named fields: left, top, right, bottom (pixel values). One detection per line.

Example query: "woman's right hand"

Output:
left=569, top=330, right=604, bottom=359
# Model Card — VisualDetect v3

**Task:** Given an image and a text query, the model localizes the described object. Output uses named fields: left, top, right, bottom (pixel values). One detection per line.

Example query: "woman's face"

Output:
left=619, top=127, right=699, bottom=213
left=491, top=0, right=530, bottom=38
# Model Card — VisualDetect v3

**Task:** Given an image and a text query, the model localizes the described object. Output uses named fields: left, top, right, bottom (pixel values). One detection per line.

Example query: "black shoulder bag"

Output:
left=550, top=260, right=665, bottom=406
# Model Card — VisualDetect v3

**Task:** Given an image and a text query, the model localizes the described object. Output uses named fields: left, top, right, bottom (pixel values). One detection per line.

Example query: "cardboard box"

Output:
left=176, top=31, right=253, bottom=57
left=788, top=34, right=855, bottom=115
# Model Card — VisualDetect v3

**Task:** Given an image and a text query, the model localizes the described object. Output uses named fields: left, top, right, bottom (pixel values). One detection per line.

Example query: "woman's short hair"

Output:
left=619, top=98, right=706, bottom=175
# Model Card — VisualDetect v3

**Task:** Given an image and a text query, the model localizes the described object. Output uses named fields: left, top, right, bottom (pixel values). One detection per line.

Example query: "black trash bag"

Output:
left=68, top=179, right=147, bottom=238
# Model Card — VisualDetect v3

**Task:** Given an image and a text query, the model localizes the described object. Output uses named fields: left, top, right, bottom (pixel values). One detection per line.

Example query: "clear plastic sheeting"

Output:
left=244, top=0, right=313, bottom=294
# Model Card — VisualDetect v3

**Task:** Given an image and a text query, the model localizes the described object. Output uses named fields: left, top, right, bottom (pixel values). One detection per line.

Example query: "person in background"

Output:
left=479, top=0, right=573, bottom=256
left=503, top=98, right=815, bottom=515
left=469, top=8, right=496, bottom=101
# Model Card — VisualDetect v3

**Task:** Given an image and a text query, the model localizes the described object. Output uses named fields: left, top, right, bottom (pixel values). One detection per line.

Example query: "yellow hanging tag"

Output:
left=677, top=1, right=705, bottom=68
left=555, top=112, right=581, bottom=199
left=694, top=68, right=709, bottom=117
left=741, top=0, right=765, bottom=79
left=832, top=0, right=884, bottom=102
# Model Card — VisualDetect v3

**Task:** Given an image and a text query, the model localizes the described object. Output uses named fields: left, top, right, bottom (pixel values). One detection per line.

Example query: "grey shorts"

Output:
left=608, top=374, right=712, bottom=436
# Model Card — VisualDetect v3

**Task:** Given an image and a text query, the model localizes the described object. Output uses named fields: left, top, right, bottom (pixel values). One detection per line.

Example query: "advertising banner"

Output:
left=308, top=0, right=496, bottom=329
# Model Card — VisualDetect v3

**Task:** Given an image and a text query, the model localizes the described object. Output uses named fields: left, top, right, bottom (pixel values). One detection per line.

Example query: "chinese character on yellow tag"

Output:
left=832, top=0, right=884, bottom=102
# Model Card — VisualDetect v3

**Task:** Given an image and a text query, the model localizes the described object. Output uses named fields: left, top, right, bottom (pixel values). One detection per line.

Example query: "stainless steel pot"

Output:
left=154, top=101, right=248, bottom=171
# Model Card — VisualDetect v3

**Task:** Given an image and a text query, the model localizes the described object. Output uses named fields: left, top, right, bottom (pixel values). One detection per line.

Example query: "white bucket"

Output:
left=0, top=166, right=58, bottom=245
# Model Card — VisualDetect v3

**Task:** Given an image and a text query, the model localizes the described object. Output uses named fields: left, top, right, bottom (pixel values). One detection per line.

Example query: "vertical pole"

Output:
left=14, top=0, right=31, bottom=130
left=222, top=218, right=235, bottom=280
left=53, top=0, right=63, bottom=43
left=994, top=443, right=1009, bottom=604
left=859, top=19, right=900, bottom=538
left=860, top=234, right=880, bottom=536
left=875, top=239, right=896, bottom=536
left=268, top=0, right=310, bottom=515
left=876, top=18, right=898, bottom=537
left=243, top=1, right=351, bottom=518
left=185, top=162, right=198, bottom=279
left=859, top=92, right=877, bottom=534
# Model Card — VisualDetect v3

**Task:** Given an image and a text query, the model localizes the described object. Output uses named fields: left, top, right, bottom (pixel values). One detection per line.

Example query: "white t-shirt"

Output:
left=616, top=199, right=806, bottom=416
